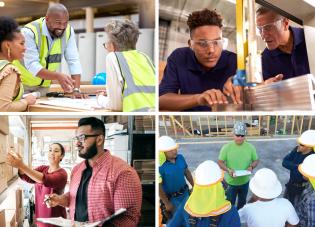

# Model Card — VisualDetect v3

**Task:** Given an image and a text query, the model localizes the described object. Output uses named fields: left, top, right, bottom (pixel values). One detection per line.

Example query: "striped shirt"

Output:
left=68, top=150, right=142, bottom=226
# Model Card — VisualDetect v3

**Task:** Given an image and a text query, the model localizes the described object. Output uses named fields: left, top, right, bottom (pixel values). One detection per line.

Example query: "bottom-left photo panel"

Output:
left=0, top=115, right=155, bottom=227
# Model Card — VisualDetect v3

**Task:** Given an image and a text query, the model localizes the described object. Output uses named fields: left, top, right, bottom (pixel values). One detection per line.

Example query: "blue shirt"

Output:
left=262, top=27, right=310, bottom=80
left=22, top=18, right=82, bottom=77
left=282, top=146, right=312, bottom=184
left=168, top=201, right=241, bottom=227
left=159, top=47, right=237, bottom=111
left=159, top=154, right=188, bottom=195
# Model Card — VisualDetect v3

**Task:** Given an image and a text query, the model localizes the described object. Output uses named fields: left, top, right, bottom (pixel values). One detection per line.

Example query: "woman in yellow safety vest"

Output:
left=97, top=19, right=155, bottom=112
left=0, top=16, right=36, bottom=111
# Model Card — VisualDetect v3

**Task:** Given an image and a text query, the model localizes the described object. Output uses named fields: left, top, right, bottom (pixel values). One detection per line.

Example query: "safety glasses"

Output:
left=235, top=134, right=245, bottom=137
left=256, top=19, right=283, bottom=34
left=190, top=38, right=228, bottom=50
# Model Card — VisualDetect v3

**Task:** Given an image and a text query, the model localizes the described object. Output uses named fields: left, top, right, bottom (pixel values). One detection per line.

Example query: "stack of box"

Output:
left=0, top=116, right=9, bottom=194
left=0, top=188, right=24, bottom=227
left=133, top=159, right=155, bottom=184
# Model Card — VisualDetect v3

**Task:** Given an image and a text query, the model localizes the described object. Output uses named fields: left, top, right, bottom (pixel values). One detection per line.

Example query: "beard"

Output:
left=49, top=28, right=65, bottom=38
left=78, top=141, right=98, bottom=159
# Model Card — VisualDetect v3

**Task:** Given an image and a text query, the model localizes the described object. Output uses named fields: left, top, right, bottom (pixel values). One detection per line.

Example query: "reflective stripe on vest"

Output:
left=13, top=17, right=70, bottom=87
left=115, top=50, right=155, bottom=112
left=0, top=60, right=24, bottom=101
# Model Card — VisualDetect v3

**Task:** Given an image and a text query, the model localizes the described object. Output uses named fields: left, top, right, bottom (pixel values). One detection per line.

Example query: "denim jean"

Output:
left=226, top=182, right=249, bottom=210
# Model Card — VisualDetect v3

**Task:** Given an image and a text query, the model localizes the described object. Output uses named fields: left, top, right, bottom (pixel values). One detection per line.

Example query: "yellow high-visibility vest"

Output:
left=13, top=17, right=71, bottom=87
left=0, top=60, right=24, bottom=101
left=115, top=50, right=155, bottom=112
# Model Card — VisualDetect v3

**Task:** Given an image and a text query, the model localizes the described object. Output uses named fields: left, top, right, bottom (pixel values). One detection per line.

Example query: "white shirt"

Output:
left=238, top=198, right=299, bottom=227
left=97, top=52, right=123, bottom=111
left=21, top=18, right=82, bottom=76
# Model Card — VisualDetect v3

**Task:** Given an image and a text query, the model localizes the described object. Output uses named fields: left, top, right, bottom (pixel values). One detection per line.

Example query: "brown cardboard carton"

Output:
left=0, top=133, right=8, bottom=163
left=0, top=209, right=5, bottom=227
left=0, top=116, right=9, bottom=135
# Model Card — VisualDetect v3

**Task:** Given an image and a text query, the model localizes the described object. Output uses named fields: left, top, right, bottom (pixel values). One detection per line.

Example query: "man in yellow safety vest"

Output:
left=13, top=3, right=83, bottom=98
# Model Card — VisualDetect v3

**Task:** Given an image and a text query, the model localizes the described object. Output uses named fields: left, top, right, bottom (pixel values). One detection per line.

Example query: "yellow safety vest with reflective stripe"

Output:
left=13, top=17, right=71, bottom=87
left=0, top=60, right=24, bottom=101
left=115, top=50, right=155, bottom=112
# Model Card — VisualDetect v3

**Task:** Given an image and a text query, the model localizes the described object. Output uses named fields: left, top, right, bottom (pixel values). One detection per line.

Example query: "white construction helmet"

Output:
left=298, top=130, right=315, bottom=147
left=249, top=168, right=282, bottom=199
left=298, top=154, right=315, bottom=178
left=158, top=136, right=178, bottom=152
left=233, top=121, right=247, bottom=136
left=194, top=160, right=224, bottom=186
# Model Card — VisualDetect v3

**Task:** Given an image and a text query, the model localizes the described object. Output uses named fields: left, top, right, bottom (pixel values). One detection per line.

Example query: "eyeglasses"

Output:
left=191, top=39, right=225, bottom=49
left=256, top=19, right=282, bottom=34
left=73, top=134, right=101, bottom=143
left=235, top=134, right=245, bottom=137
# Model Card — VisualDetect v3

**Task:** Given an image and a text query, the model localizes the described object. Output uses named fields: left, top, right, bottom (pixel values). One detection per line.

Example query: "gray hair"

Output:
left=256, top=6, right=284, bottom=20
left=104, top=19, right=140, bottom=51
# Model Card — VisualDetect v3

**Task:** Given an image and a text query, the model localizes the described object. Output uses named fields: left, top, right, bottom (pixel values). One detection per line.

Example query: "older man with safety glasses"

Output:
left=218, top=121, right=259, bottom=210
left=159, top=9, right=241, bottom=111
left=256, top=6, right=310, bottom=84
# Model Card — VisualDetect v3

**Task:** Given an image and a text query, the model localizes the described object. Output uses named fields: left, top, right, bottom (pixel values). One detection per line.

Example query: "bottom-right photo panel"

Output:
left=158, top=115, right=315, bottom=227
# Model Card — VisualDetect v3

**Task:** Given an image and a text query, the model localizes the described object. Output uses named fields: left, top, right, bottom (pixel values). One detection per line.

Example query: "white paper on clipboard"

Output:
left=234, top=170, right=252, bottom=177
left=37, top=208, right=126, bottom=227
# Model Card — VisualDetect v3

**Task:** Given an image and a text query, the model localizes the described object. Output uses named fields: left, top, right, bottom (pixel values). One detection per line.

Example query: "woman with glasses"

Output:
left=0, top=16, right=36, bottom=111
left=6, top=143, right=67, bottom=227
left=97, top=19, right=155, bottom=112
left=282, top=130, right=315, bottom=208
left=218, top=121, right=259, bottom=210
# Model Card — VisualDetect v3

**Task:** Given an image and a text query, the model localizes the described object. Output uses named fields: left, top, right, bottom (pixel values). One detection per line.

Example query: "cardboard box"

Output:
left=5, top=209, right=16, bottom=227
left=0, top=163, right=8, bottom=194
left=0, top=133, right=8, bottom=163
left=0, top=209, right=5, bottom=227
left=0, top=116, right=9, bottom=135
left=4, top=164, right=13, bottom=183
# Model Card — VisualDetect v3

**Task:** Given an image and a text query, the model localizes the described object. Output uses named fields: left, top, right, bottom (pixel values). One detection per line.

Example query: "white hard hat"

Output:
left=194, top=160, right=224, bottom=186
left=249, top=168, right=282, bottom=199
left=298, top=154, right=315, bottom=178
left=158, top=136, right=178, bottom=152
left=298, top=130, right=315, bottom=147
left=234, top=121, right=247, bottom=136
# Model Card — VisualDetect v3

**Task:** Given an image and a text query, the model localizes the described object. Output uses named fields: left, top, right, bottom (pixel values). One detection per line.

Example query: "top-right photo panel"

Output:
left=158, top=0, right=315, bottom=112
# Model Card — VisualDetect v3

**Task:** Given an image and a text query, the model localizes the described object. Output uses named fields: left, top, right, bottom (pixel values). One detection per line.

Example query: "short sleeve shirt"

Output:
left=159, top=47, right=237, bottom=111
left=159, top=154, right=188, bottom=195
left=219, top=141, right=258, bottom=185
left=262, top=27, right=310, bottom=80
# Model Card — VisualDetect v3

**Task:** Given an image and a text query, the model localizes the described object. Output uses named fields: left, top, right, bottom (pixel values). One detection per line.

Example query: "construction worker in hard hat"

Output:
left=218, top=121, right=259, bottom=209
left=282, top=130, right=315, bottom=208
left=168, top=160, right=241, bottom=227
left=296, top=154, right=315, bottom=226
left=158, top=136, right=194, bottom=223
left=238, top=168, right=299, bottom=227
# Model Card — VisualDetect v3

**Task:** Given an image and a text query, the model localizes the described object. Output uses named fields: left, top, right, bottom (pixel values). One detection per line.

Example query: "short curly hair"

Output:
left=187, top=9, right=223, bottom=37
left=0, top=16, right=20, bottom=51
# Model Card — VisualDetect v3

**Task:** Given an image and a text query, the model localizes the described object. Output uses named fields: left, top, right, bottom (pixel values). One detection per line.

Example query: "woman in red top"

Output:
left=6, top=143, right=68, bottom=227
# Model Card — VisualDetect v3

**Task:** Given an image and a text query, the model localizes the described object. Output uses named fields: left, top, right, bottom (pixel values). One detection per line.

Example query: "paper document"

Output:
left=37, top=208, right=126, bottom=227
left=234, top=170, right=252, bottom=177
left=38, top=97, right=104, bottom=110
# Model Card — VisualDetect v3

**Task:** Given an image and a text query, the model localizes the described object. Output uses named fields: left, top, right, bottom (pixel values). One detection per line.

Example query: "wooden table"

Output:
left=28, top=98, right=112, bottom=112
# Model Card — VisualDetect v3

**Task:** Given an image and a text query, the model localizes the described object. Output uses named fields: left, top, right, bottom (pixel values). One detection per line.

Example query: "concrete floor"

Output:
left=176, top=136, right=298, bottom=198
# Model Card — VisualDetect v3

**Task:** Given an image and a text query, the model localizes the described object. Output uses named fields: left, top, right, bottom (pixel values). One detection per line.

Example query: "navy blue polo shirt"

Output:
left=159, top=47, right=237, bottom=111
left=262, top=27, right=310, bottom=80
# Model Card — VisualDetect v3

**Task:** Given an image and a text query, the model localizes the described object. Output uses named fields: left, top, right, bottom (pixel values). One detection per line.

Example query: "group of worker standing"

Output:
left=0, top=3, right=155, bottom=112
left=159, top=122, right=315, bottom=226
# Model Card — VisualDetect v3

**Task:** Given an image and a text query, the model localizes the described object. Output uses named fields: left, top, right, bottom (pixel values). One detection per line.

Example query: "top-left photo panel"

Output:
left=0, top=0, right=155, bottom=112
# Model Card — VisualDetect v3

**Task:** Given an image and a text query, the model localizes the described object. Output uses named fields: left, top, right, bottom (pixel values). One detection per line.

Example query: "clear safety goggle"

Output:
left=190, top=38, right=228, bottom=50
left=256, top=19, right=283, bottom=34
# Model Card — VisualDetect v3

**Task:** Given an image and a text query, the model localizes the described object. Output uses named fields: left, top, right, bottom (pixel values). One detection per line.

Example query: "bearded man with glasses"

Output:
left=256, top=7, right=310, bottom=84
left=45, top=117, right=142, bottom=226
left=159, top=9, right=242, bottom=111
left=218, top=121, right=259, bottom=210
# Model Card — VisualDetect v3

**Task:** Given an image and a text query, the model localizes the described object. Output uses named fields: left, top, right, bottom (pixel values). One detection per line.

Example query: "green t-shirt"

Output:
left=219, top=141, right=258, bottom=186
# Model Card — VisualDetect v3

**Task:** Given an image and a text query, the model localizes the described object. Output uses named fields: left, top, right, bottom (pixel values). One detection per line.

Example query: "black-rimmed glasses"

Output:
left=73, top=134, right=101, bottom=143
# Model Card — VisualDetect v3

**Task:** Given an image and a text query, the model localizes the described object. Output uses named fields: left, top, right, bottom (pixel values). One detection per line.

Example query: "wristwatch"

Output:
left=73, top=88, right=81, bottom=93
